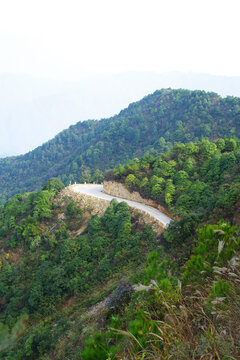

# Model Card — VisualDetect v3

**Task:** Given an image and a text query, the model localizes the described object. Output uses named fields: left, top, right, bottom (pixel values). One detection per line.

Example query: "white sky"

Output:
left=0, top=0, right=239, bottom=80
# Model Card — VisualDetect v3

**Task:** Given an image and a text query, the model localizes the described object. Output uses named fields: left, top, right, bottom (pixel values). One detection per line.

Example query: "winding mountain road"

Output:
left=72, top=184, right=172, bottom=228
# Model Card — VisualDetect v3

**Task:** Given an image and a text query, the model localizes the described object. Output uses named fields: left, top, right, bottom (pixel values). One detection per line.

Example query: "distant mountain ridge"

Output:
left=0, top=88, right=240, bottom=204
left=1, top=71, right=240, bottom=156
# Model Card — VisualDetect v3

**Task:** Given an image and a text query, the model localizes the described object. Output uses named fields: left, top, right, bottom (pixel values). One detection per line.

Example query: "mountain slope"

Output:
left=0, top=179, right=158, bottom=359
left=0, top=88, right=240, bottom=204
left=2, top=72, right=240, bottom=156
left=109, top=138, right=240, bottom=219
left=1, top=143, right=240, bottom=358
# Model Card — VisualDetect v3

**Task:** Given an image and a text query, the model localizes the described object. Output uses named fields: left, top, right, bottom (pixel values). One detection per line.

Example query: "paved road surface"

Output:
left=72, top=184, right=172, bottom=227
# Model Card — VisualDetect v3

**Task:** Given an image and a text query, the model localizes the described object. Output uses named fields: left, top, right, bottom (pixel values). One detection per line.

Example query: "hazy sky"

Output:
left=0, top=0, right=239, bottom=80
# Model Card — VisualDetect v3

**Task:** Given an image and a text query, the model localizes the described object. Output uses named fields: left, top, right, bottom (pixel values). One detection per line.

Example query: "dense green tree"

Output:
left=174, top=170, right=189, bottom=191
left=151, top=183, right=163, bottom=200
left=1, top=89, right=240, bottom=204
left=92, top=169, right=104, bottom=183
left=165, top=179, right=175, bottom=206
left=183, top=157, right=195, bottom=174
left=216, top=138, right=225, bottom=151
left=110, top=138, right=240, bottom=221
left=225, top=138, right=237, bottom=151
left=200, top=139, right=217, bottom=159
left=43, top=178, right=64, bottom=194
left=125, top=174, right=137, bottom=191
left=80, top=168, right=91, bottom=183
left=2, top=136, right=240, bottom=358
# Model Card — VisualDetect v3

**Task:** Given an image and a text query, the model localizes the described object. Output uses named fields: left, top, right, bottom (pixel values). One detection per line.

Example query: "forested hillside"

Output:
left=1, top=140, right=240, bottom=359
left=0, top=179, right=157, bottom=359
left=78, top=140, right=240, bottom=359
left=109, top=138, right=240, bottom=216
left=108, top=138, right=240, bottom=246
left=1, top=88, right=240, bottom=204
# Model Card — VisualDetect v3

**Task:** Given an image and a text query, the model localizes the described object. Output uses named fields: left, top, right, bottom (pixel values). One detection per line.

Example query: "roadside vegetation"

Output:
left=1, top=93, right=240, bottom=359
left=1, top=137, right=240, bottom=358
left=81, top=221, right=240, bottom=359
left=0, top=89, right=239, bottom=204
left=0, top=178, right=158, bottom=359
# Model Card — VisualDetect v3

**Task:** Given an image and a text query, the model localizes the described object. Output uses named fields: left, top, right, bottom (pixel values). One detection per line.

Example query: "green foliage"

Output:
left=151, top=183, right=163, bottom=200
left=200, top=139, right=217, bottom=159
left=0, top=189, right=55, bottom=248
left=66, top=200, right=82, bottom=218
left=174, top=170, right=189, bottom=191
left=0, top=190, right=158, bottom=358
left=33, top=191, right=52, bottom=220
left=82, top=222, right=240, bottom=359
left=81, top=330, right=118, bottom=360
left=0, top=315, right=28, bottom=352
left=92, top=169, right=104, bottom=183
left=1, top=89, right=240, bottom=204
left=23, top=323, right=55, bottom=358
left=110, top=138, right=240, bottom=223
left=164, top=179, right=175, bottom=206
left=164, top=213, right=202, bottom=245
left=1, top=93, right=240, bottom=359
left=125, top=174, right=137, bottom=191
left=42, top=178, right=64, bottom=194
left=183, top=221, right=240, bottom=282
left=225, top=138, right=237, bottom=151
left=216, top=138, right=225, bottom=151
left=140, top=250, right=177, bottom=286
left=1, top=178, right=240, bottom=359
left=210, top=279, right=231, bottom=299
left=28, top=261, right=67, bottom=312
left=183, top=156, right=195, bottom=174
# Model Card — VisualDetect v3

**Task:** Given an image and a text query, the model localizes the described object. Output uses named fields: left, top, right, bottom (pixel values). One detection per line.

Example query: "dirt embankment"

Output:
left=61, top=186, right=166, bottom=235
left=103, top=180, right=174, bottom=219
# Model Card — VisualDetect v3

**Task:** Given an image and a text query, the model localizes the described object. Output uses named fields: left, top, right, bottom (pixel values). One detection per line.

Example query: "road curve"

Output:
left=72, top=184, right=172, bottom=228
